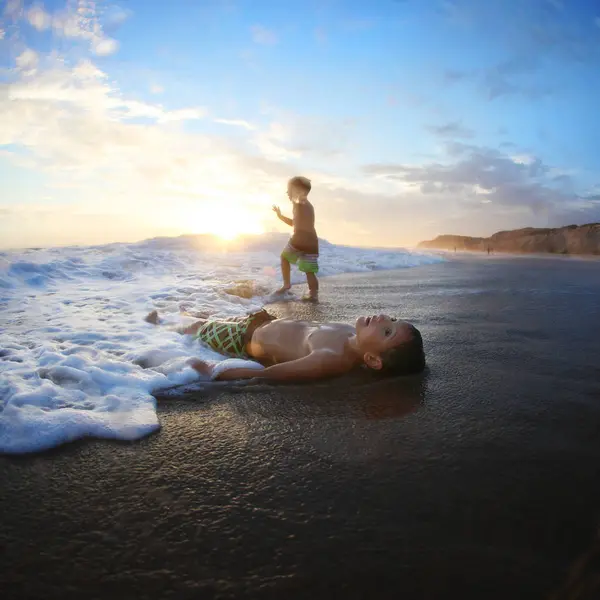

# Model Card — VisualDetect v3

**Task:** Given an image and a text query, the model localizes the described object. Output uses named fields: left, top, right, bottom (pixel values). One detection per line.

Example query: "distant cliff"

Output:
left=418, top=223, right=600, bottom=255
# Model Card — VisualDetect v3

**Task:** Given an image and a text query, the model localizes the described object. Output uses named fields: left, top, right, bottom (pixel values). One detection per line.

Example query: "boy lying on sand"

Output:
left=145, top=308, right=425, bottom=382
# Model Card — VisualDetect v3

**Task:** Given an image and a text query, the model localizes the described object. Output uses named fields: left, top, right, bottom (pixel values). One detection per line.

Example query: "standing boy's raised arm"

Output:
left=273, top=205, right=293, bottom=227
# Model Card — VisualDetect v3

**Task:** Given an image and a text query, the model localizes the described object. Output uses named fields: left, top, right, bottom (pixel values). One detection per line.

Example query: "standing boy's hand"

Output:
left=273, top=204, right=293, bottom=227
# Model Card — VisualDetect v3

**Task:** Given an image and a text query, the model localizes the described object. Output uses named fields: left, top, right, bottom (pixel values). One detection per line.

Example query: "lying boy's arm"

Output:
left=214, top=351, right=350, bottom=382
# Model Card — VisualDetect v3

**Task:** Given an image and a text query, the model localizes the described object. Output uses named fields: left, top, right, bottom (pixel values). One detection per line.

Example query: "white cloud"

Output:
left=214, top=118, right=255, bottom=130
left=15, top=48, right=39, bottom=74
left=26, top=5, right=51, bottom=30
left=52, top=0, right=120, bottom=55
left=251, top=110, right=355, bottom=163
left=254, top=121, right=301, bottom=161
left=1, top=56, right=211, bottom=191
left=0, top=53, right=303, bottom=247
left=1, top=4, right=428, bottom=248
left=510, top=154, right=536, bottom=166
left=362, top=142, right=580, bottom=224
left=159, top=107, right=207, bottom=122
left=427, top=121, right=474, bottom=139
left=6, top=59, right=206, bottom=124
left=251, top=25, right=278, bottom=45
left=1, top=47, right=422, bottom=247
left=0, top=28, right=6, bottom=40
left=19, top=0, right=122, bottom=56
left=92, top=37, right=119, bottom=56
left=103, top=5, right=132, bottom=29
left=473, top=184, right=494, bottom=195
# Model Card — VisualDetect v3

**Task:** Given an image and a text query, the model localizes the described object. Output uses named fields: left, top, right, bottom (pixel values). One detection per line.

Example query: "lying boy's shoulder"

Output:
left=310, top=348, right=357, bottom=370
left=280, top=349, right=355, bottom=379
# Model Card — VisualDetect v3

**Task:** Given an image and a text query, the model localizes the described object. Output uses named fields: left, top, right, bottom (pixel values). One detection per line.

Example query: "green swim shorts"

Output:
left=281, top=242, right=319, bottom=274
left=195, top=309, right=275, bottom=358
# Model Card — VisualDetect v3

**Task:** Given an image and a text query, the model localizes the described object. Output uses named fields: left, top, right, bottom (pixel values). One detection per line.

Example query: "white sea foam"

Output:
left=0, top=233, right=443, bottom=454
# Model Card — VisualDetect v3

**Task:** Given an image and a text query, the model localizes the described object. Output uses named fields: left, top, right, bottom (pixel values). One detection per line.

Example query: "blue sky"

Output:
left=1, top=0, right=599, bottom=249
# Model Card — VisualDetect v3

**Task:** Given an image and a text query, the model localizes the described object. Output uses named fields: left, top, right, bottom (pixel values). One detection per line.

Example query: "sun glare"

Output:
left=186, top=204, right=265, bottom=241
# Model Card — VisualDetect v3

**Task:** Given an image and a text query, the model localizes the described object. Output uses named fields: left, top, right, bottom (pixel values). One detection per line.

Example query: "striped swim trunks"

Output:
left=195, top=310, right=275, bottom=358
left=281, top=241, right=319, bottom=274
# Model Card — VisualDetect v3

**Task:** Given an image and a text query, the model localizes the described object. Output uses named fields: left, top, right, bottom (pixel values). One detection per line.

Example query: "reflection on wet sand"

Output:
left=548, top=529, right=600, bottom=600
left=207, top=369, right=429, bottom=423
left=359, top=375, right=427, bottom=421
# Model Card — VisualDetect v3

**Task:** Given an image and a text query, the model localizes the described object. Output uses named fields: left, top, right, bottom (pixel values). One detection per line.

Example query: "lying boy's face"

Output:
left=355, top=314, right=414, bottom=366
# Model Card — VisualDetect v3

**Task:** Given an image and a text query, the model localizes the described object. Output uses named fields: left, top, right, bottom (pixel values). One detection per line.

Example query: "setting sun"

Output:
left=186, top=204, right=266, bottom=241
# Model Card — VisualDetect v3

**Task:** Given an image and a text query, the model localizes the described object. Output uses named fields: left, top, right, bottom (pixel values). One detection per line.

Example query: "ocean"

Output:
left=0, top=233, right=442, bottom=454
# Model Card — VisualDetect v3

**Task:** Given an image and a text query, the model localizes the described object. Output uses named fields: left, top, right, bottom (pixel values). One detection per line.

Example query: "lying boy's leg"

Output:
left=189, top=358, right=214, bottom=377
left=144, top=310, right=206, bottom=335
left=144, top=310, right=160, bottom=325
left=179, top=319, right=207, bottom=336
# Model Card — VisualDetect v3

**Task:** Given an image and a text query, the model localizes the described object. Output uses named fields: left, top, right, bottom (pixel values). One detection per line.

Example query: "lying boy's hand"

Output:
left=188, top=358, right=215, bottom=378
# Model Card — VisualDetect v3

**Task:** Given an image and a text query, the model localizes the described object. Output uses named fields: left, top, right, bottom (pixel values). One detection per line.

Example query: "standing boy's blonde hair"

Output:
left=288, top=176, right=312, bottom=195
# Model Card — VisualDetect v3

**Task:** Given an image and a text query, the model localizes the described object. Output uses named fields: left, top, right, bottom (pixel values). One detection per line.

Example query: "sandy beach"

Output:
left=2, top=255, right=600, bottom=600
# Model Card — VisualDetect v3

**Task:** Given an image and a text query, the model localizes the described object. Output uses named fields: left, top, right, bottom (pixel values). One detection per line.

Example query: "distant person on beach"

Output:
left=272, top=176, right=319, bottom=302
left=144, top=309, right=425, bottom=382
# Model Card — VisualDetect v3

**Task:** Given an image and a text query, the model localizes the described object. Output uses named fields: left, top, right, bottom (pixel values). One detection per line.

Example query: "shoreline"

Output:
left=422, top=248, right=600, bottom=261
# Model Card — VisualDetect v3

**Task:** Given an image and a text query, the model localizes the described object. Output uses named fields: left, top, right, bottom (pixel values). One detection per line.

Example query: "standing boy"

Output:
left=272, top=176, right=319, bottom=302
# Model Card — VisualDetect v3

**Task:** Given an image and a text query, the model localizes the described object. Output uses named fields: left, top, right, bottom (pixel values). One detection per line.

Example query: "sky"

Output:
left=1, top=0, right=600, bottom=250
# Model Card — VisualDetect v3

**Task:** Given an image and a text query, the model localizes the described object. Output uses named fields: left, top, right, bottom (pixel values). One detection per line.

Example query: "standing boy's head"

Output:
left=287, top=176, right=311, bottom=201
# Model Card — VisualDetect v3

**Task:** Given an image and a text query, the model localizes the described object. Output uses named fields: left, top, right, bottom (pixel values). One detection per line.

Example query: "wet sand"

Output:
left=2, top=255, right=600, bottom=600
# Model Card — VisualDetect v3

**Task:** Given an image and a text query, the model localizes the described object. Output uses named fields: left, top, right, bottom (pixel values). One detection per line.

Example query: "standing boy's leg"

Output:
left=298, top=254, right=319, bottom=301
left=276, top=244, right=297, bottom=294
left=305, top=272, right=319, bottom=300
left=278, top=255, right=291, bottom=292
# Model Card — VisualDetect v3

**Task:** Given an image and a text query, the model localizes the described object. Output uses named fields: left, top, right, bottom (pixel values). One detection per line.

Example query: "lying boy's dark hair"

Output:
left=379, top=324, right=425, bottom=375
